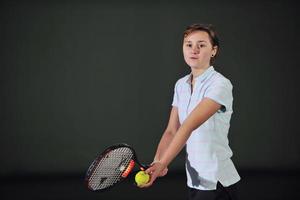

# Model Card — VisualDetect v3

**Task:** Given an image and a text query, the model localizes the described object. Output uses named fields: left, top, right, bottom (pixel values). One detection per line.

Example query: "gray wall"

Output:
left=1, top=0, right=299, bottom=175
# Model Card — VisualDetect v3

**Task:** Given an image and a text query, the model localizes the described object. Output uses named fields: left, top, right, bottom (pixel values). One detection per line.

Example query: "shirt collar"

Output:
left=186, top=66, right=215, bottom=84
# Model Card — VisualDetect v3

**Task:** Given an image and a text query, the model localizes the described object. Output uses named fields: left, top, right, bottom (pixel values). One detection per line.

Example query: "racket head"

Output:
left=84, top=143, right=146, bottom=192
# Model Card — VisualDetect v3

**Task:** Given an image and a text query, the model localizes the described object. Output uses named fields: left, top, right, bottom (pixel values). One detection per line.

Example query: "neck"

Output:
left=191, top=65, right=211, bottom=78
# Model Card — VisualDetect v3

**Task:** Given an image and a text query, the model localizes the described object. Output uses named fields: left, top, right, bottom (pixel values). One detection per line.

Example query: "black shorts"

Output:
left=188, top=182, right=239, bottom=200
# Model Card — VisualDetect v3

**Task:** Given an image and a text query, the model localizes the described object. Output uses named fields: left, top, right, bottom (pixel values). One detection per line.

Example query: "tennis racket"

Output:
left=84, top=143, right=148, bottom=191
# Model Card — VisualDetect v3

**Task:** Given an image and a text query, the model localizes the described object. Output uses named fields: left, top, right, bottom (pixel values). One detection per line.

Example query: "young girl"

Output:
left=140, top=24, right=240, bottom=200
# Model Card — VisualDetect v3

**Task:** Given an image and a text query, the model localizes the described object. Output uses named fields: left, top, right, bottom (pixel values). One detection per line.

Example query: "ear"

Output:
left=212, top=46, right=218, bottom=57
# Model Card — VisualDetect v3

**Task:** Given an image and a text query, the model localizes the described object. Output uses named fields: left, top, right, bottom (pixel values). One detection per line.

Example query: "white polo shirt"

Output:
left=172, top=66, right=240, bottom=190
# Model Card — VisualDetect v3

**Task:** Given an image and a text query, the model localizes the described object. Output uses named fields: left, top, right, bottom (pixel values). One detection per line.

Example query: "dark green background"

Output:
left=1, top=0, right=299, bottom=176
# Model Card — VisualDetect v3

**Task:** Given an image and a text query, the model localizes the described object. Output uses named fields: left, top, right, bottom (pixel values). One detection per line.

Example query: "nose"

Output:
left=191, top=45, right=200, bottom=54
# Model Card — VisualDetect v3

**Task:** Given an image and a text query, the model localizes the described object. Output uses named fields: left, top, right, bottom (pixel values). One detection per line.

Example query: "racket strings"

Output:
left=88, top=147, right=134, bottom=190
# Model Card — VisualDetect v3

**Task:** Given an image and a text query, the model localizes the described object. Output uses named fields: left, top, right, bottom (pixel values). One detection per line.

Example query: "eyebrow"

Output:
left=184, top=40, right=208, bottom=43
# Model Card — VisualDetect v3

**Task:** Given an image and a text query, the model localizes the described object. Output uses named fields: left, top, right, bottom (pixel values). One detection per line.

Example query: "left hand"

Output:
left=138, top=161, right=166, bottom=188
left=150, top=161, right=168, bottom=177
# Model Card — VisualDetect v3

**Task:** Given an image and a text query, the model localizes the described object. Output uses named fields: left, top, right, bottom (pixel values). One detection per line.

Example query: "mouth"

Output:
left=189, top=57, right=198, bottom=60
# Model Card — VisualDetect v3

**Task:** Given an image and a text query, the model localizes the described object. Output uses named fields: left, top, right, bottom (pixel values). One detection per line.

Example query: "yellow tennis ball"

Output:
left=135, top=171, right=150, bottom=186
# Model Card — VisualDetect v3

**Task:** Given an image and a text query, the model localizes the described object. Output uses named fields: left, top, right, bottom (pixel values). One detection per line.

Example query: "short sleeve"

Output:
left=171, top=80, right=179, bottom=107
left=204, top=78, right=233, bottom=112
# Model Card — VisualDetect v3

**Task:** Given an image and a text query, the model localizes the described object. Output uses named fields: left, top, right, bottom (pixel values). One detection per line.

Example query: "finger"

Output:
left=161, top=168, right=168, bottom=176
left=159, top=169, right=167, bottom=177
left=140, top=176, right=156, bottom=188
left=139, top=181, right=152, bottom=188
left=140, top=170, right=159, bottom=188
left=136, top=176, right=154, bottom=188
left=149, top=172, right=159, bottom=184
left=145, top=166, right=154, bottom=174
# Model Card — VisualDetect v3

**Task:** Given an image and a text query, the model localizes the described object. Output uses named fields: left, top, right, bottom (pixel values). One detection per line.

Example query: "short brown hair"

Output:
left=183, top=24, right=220, bottom=63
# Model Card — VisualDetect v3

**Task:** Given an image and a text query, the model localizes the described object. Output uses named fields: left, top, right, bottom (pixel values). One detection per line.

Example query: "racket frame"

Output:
left=84, top=143, right=147, bottom=192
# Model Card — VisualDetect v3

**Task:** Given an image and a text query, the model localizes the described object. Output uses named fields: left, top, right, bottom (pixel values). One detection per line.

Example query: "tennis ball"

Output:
left=135, top=171, right=150, bottom=186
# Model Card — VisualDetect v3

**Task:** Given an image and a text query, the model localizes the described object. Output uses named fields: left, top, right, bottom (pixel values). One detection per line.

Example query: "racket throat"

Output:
left=121, top=160, right=135, bottom=178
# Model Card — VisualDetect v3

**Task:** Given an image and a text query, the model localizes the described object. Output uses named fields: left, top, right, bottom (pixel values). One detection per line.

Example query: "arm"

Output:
left=153, top=106, right=180, bottom=163
left=141, top=97, right=221, bottom=187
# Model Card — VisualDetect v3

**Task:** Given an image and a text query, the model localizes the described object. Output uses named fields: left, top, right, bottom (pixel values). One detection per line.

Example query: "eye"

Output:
left=186, top=44, right=192, bottom=48
left=199, top=44, right=206, bottom=48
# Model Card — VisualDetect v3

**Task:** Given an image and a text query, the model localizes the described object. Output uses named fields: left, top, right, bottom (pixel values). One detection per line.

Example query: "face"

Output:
left=183, top=31, right=217, bottom=69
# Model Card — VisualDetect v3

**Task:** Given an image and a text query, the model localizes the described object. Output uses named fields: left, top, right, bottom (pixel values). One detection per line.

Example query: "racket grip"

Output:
left=139, top=164, right=150, bottom=171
